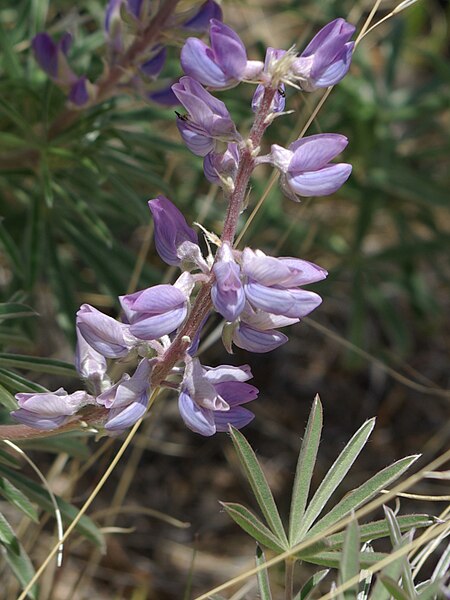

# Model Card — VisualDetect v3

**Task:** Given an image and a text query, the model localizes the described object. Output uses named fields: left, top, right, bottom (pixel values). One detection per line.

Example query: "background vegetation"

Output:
left=0, top=0, right=449, bottom=597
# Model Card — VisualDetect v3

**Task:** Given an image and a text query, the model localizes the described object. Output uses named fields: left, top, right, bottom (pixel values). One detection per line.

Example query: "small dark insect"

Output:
left=278, top=88, right=286, bottom=98
left=175, top=111, right=189, bottom=121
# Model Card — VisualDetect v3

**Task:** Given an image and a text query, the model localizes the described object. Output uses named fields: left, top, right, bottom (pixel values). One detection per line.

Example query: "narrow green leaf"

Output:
left=229, top=426, right=288, bottom=547
left=370, top=538, right=409, bottom=600
left=21, top=434, right=91, bottom=460
left=0, top=383, right=18, bottom=410
left=220, top=502, right=285, bottom=553
left=0, top=466, right=104, bottom=549
left=339, top=518, right=360, bottom=598
left=378, top=575, right=410, bottom=600
left=307, top=455, right=420, bottom=538
left=0, top=511, right=17, bottom=546
left=431, top=540, right=450, bottom=581
left=2, top=539, right=38, bottom=599
left=0, top=449, right=20, bottom=468
left=297, top=419, right=375, bottom=538
left=326, top=515, right=435, bottom=550
left=0, top=354, right=77, bottom=378
left=0, top=219, right=23, bottom=276
left=293, top=569, right=329, bottom=600
left=0, top=369, right=47, bottom=393
left=0, top=303, right=36, bottom=322
left=384, top=507, right=417, bottom=599
left=256, top=544, right=273, bottom=600
left=301, top=550, right=387, bottom=569
left=0, top=478, right=38, bottom=523
left=289, top=395, right=323, bottom=545
left=417, top=579, right=447, bottom=600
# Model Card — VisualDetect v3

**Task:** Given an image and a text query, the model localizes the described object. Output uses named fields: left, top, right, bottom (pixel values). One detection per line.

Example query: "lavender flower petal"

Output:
left=178, top=391, right=216, bottom=436
left=148, top=196, right=198, bottom=266
left=183, top=0, right=223, bottom=31
left=233, top=322, right=289, bottom=353
left=214, top=406, right=254, bottom=431
left=287, top=163, right=352, bottom=197
left=77, top=304, right=133, bottom=358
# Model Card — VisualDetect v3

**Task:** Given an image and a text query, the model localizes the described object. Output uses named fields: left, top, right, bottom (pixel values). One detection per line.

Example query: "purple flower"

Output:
left=75, top=327, right=107, bottom=384
left=147, top=84, right=180, bottom=107
left=105, top=0, right=125, bottom=55
left=119, top=280, right=190, bottom=340
left=270, top=134, right=352, bottom=201
left=203, top=143, right=239, bottom=186
left=76, top=304, right=135, bottom=358
left=242, top=248, right=326, bottom=319
left=12, top=388, right=92, bottom=430
left=97, top=359, right=151, bottom=431
left=148, top=196, right=198, bottom=266
left=140, top=47, right=167, bottom=78
left=32, top=32, right=77, bottom=87
left=127, top=0, right=144, bottom=19
left=293, top=18, right=355, bottom=91
left=211, top=243, right=245, bottom=322
left=68, top=76, right=91, bottom=107
left=172, top=76, right=241, bottom=156
left=181, top=19, right=263, bottom=89
left=179, top=358, right=258, bottom=436
left=183, top=1, right=223, bottom=32
left=252, top=48, right=287, bottom=114
left=231, top=305, right=297, bottom=353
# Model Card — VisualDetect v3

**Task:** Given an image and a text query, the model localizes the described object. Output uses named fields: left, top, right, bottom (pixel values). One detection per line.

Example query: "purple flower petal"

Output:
left=214, top=381, right=259, bottom=406
left=105, top=397, right=148, bottom=431
left=288, top=134, right=349, bottom=172
left=140, top=46, right=167, bottom=78
left=76, top=304, right=132, bottom=358
left=129, top=305, right=187, bottom=340
left=178, top=391, right=216, bottom=436
left=287, top=163, right=352, bottom=197
left=183, top=1, right=223, bottom=31
left=11, top=410, right=67, bottom=430
left=148, top=196, right=198, bottom=266
left=69, top=77, right=89, bottom=106
left=214, top=406, right=254, bottom=431
left=233, top=323, right=288, bottom=353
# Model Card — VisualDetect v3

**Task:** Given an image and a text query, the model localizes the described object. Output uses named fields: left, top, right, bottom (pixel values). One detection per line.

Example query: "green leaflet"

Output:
left=229, top=426, right=289, bottom=548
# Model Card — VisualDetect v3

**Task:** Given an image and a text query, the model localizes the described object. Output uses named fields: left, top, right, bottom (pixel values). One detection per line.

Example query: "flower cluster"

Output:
left=13, top=15, right=355, bottom=438
left=32, top=0, right=222, bottom=107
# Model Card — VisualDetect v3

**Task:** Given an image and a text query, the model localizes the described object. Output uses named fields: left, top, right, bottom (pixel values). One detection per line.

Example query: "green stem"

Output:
left=285, top=558, right=296, bottom=600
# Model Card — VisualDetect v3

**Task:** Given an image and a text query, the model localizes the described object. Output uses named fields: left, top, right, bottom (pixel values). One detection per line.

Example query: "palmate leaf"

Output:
left=220, top=502, right=285, bottom=553
left=289, top=395, right=323, bottom=546
left=229, top=426, right=288, bottom=548
left=305, top=455, right=420, bottom=539
left=293, top=569, right=329, bottom=600
left=295, top=418, right=376, bottom=540
left=256, top=544, right=273, bottom=600
left=0, top=465, right=104, bottom=550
